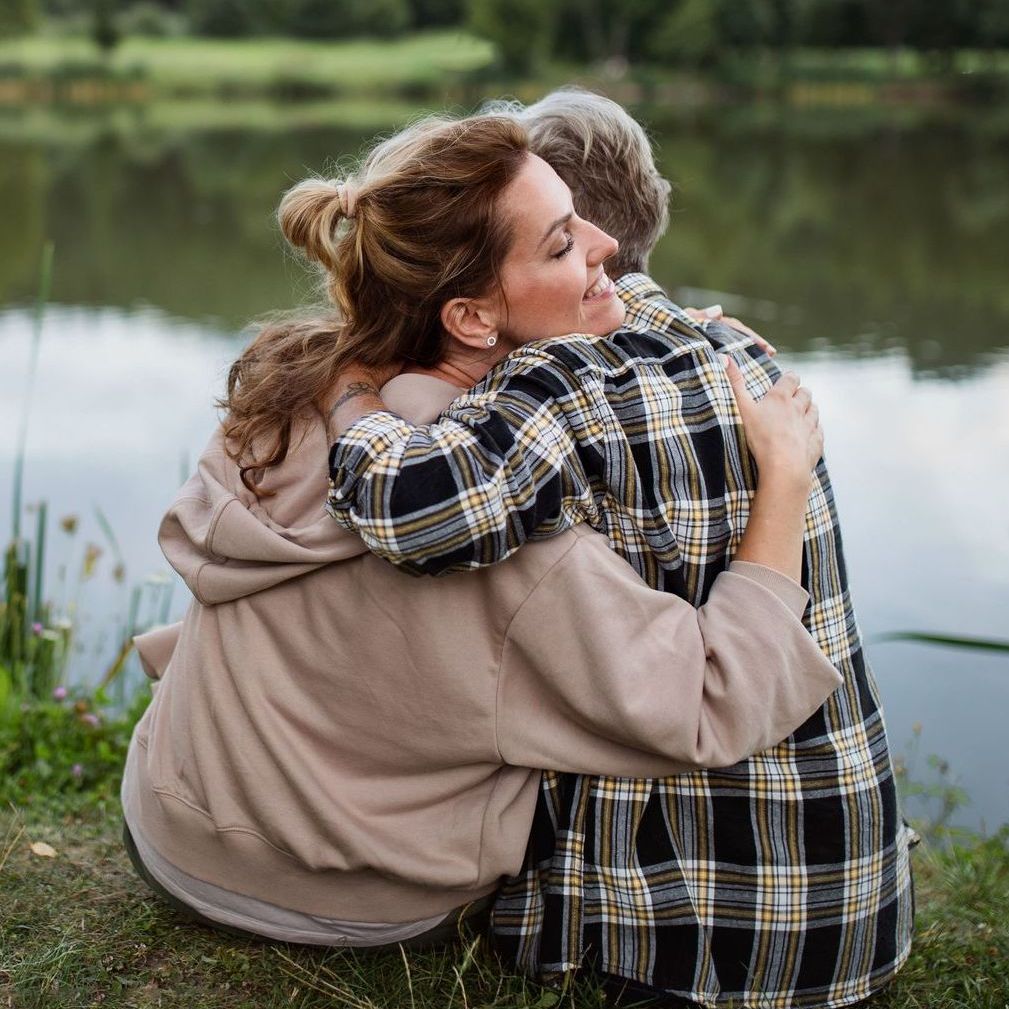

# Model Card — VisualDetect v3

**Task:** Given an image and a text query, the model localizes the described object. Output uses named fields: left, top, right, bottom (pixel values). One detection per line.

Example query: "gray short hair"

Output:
left=484, top=88, right=671, bottom=278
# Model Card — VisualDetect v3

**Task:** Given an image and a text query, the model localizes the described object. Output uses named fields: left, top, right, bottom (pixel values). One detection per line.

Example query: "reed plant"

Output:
left=1, top=243, right=64, bottom=702
left=0, top=245, right=172, bottom=806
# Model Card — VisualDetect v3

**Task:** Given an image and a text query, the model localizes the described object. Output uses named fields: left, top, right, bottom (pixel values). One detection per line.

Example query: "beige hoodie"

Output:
left=121, top=375, right=842, bottom=923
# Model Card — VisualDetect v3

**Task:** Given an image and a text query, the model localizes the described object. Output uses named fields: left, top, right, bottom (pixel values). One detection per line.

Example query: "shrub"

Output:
left=186, top=0, right=257, bottom=37
left=118, top=1, right=188, bottom=38
left=0, top=670, right=149, bottom=807
left=466, top=0, right=555, bottom=75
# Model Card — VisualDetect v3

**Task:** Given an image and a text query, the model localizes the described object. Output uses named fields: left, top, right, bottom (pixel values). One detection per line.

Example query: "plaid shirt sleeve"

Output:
left=326, top=353, right=595, bottom=575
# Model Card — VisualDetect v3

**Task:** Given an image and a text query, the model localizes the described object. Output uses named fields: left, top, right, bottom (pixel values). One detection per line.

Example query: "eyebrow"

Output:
left=538, top=212, right=573, bottom=249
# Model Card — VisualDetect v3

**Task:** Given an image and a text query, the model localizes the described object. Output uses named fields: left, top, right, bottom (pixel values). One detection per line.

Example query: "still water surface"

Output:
left=2, top=103, right=1007, bottom=830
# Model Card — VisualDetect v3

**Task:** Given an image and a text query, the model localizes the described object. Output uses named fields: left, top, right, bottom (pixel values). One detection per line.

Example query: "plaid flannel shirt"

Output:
left=327, top=274, right=914, bottom=1007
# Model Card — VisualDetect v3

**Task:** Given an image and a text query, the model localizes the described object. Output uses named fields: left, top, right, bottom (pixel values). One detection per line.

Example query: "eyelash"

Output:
left=552, top=233, right=574, bottom=259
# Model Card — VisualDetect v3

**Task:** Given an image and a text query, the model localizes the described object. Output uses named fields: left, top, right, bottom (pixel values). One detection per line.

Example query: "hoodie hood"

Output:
left=159, top=373, right=463, bottom=606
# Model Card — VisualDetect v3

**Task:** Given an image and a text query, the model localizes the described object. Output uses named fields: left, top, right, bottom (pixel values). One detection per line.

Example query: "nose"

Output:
left=586, top=221, right=619, bottom=266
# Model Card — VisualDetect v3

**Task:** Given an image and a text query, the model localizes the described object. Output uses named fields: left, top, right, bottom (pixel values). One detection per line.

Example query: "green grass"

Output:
left=2, top=795, right=1007, bottom=1009
left=3, top=34, right=1009, bottom=108
left=781, top=46, right=1009, bottom=80
left=2, top=681, right=1006, bottom=1007
left=0, top=31, right=495, bottom=99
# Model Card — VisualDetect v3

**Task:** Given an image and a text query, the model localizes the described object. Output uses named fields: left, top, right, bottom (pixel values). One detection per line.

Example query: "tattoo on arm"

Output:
left=329, top=381, right=380, bottom=416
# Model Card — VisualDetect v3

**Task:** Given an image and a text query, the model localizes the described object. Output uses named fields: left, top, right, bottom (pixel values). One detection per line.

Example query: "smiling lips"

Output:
left=583, top=271, right=615, bottom=301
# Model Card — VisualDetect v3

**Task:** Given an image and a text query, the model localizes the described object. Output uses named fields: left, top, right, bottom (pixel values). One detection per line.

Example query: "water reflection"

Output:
left=1, top=104, right=1007, bottom=830
left=2, top=107, right=1009, bottom=370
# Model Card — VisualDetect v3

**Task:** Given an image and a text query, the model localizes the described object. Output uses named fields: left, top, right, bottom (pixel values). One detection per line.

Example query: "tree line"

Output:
left=3, top=0, right=1009, bottom=72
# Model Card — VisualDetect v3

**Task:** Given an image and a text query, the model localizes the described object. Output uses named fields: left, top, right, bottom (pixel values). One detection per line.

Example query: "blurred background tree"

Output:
left=0, top=0, right=38, bottom=36
left=281, top=0, right=410, bottom=39
left=466, top=0, right=555, bottom=74
left=92, top=0, right=120, bottom=52
left=12, top=0, right=1009, bottom=61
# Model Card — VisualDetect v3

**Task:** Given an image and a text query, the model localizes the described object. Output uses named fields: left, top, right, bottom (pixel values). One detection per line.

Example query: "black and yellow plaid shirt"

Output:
left=327, top=274, right=914, bottom=1007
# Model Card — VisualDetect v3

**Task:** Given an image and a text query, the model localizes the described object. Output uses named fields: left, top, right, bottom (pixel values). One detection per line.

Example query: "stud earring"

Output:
left=486, top=335, right=498, bottom=348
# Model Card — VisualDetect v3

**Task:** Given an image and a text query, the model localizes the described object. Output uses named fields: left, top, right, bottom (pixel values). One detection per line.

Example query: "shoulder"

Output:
left=381, top=374, right=465, bottom=424
left=504, top=526, right=639, bottom=608
left=477, top=527, right=632, bottom=612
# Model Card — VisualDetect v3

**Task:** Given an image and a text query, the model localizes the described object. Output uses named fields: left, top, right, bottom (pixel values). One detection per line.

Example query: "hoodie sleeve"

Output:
left=496, top=529, right=842, bottom=778
left=327, top=352, right=593, bottom=576
left=134, top=621, right=183, bottom=682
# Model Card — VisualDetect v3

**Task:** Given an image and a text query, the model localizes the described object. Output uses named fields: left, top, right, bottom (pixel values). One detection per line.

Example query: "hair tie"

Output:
left=337, top=182, right=358, bottom=220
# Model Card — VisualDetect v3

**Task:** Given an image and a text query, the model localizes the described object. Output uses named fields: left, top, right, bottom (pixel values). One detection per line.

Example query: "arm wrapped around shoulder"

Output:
left=326, top=363, right=587, bottom=575
left=497, top=529, right=842, bottom=778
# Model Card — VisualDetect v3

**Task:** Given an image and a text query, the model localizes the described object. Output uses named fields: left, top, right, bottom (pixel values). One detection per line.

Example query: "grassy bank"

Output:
left=2, top=792, right=1007, bottom=1008
left=0, top=31, right=495, bottom=102
left=1, top=33, right=1009, bottom=107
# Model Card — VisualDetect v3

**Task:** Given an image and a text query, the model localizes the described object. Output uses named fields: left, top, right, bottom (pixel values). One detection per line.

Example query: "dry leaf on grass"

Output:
left=29, top=841, right=58, bottom=858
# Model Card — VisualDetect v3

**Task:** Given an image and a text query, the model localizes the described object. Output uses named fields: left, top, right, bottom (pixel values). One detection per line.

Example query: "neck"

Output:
left=404, top=342, right=512, bottom=390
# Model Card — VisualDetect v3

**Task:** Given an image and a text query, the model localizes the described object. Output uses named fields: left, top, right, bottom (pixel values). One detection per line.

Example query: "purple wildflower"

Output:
left=80, top=712, right=100, bottom=728
left=52, top=686, right=68, bottom=701
left=71, top=763, right=84, bottom=779
left=32, top=622, right=44, bottom=636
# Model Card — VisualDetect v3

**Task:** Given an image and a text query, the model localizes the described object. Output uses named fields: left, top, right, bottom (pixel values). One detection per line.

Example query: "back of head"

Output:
left=222, top=114, right=529, bottom=490
left=497, top=88, right=670, bottom=278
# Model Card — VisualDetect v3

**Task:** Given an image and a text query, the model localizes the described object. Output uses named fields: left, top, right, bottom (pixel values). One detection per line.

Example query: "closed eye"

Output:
left=552, top=233, right=574, bottom=259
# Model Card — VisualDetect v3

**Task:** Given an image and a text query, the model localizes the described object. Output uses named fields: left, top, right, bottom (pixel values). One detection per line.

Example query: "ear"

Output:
left=440, top=296, right=501, bottom=352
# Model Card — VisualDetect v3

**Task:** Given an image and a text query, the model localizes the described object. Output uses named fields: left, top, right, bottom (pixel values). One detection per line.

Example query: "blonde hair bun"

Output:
left=278, top=178, right=349, bottom=270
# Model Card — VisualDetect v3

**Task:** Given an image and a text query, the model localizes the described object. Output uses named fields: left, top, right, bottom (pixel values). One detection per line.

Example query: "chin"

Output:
left=596, top=302, right=626, bottom=334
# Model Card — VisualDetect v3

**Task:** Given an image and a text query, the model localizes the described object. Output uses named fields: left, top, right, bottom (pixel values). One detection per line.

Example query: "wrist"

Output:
left=756, top=460, right=813, bottom=499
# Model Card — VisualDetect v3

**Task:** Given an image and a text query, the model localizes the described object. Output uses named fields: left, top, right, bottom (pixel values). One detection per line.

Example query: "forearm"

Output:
left=732, top=467, right=810, bottom=583
left=326, top=375, right=392, bottom=440
left=499, top=533, right=842, bottom=777
left=327, top=372, right=580, bottom=573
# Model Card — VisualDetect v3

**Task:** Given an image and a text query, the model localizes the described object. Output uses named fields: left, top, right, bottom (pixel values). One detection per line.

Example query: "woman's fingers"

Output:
left=724, top=358, right=821, bottom=470
left=722, top=316, right=778, bottom=357
left=774, top=370, right=801, bottom=398
left=722, top=354, right=746, bottom=391
left=722, top=355, right=755, bottom=415
left=793, top=386, right=813, bottom=411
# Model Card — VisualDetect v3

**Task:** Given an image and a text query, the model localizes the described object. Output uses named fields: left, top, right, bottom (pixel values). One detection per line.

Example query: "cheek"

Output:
left=501, top=263, right=589, bottom=341
left=516, top=272, right=569, bottom=325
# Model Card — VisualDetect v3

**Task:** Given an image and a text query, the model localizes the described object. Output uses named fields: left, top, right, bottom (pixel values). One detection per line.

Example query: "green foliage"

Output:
left=0, top=0, right=37, bottom=36
left=894, top=725, right=972, bottom=846
left=1, top=537, right=72, bottom=702
left=978, top=0, right=1009, bottom=48
left=3, top=245, right=68, bottom=703
left=408, top=0, right=463, bottom=29
left=0, top=672, right=149, bottom=807
left=91, top=0, right=121, bottom=52
left=471, top=0, right=1009, bottom=73
left=650, top=0, right=720, bottom=68
left=716, top=0, right=774, bottom=47
left=467, top=0, right=555, bottom=74
left=118, top=0, right=188, bottom=37
left=185, top=0, right=412, bottom=39
left=185, top=0, right=257, bottom=37
left=283, top=0, right=411, bottom=40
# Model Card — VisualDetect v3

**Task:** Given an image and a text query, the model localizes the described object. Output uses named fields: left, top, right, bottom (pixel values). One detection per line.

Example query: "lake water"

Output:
left=1, top=101, right=1007, bottom=832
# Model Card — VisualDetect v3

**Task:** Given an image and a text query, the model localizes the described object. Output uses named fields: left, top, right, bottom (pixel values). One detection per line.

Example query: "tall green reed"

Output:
left=874, top=631, right=1009, bottom=653
left=1, top=244, right=170, bottom=713
left=1, top=244, right=64, bottom=700
left=11, top=242, right=53, bottom=545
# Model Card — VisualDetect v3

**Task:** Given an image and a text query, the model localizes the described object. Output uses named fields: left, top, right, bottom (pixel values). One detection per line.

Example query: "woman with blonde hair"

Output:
left=122, top=113, right=835, bottom=955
